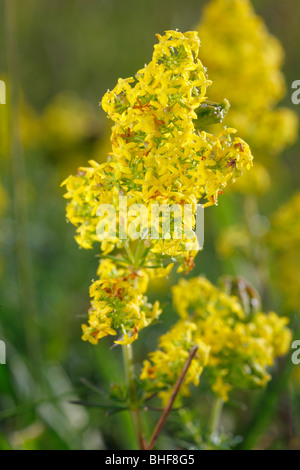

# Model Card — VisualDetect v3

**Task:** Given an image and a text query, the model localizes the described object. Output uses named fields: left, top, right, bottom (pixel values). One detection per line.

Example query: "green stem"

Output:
left=124, top=240, right=134, bottom=265
left=243, top=195, right=272, bottom=308
left=4, top=0, right=41, bottom=368
left=237, top=350, right=296, bottom=449
left=122, top=343, right=145, bottom=449
left=209, top=397, right=223, bottom=436
left=179, top=408, right=202, bottom=446
left=133, top=240, right=146, bottom=269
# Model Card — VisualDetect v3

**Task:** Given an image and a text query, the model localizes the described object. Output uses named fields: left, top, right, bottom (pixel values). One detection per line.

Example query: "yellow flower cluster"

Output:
left=140, top=321, right=210, bottom=405
left=269, top=192, right=300, bottom=253
left=41, top=93, right=102, bottom=149
left=141, top=276, right=291, bottom=402
left=0, top=93, right=105, bottom=184
left=231, top=162, right=271, bottom=196
left=217, top=223, right=253, bottom=260
left=82, top=259, right=162, bottom=345
left=63, top=30, right=253, bottom=254
left=198, top=0, right=284, bottom=112
left=197, top=0, right=298, bottom=193
left=103, top=31, right=253, bottom=206
left=20, top=93, right=103, bottom=155
left=268, top=192, right=300, bottom=311
left=63, top=30, right=253, bottom=345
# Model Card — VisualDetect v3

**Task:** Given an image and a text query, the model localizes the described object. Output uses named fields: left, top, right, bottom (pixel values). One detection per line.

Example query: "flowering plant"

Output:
left=62, top=25, right=290, bottom=450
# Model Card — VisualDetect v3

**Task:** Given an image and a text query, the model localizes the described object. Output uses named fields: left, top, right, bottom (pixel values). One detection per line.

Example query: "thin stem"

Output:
left=133, top=240, right=146, bottom=269
left=209, top=397, right=223, bottom=437
left=122, top=343, right=145, bottom=450
left=146, top=345, right=198, bottom=451
left=124, top=240, right=134, bottom=264
left=179, top=408, right=202, bottom=446
left=243, top=195, right=272, bottom=308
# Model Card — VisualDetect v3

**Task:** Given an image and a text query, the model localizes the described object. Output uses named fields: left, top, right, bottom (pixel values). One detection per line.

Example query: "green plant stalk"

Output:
left=122, top=343, right=145, bottom=449
left=179, top=407, right=203, bottom=446
left=243, top=194, right=272, bottom=309
left=4, top=0, right=41, bottom=367
left=209, top=397, right=223, bottom=436
left=133, top=240, right=146, bottom=269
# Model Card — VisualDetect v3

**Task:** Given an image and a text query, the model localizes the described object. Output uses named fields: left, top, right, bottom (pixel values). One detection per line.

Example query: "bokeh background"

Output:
left=0, top=0, right=300, bottom=450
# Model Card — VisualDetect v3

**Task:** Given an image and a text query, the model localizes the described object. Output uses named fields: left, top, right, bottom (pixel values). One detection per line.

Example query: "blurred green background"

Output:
left=0, top=0, right=300, bottom=450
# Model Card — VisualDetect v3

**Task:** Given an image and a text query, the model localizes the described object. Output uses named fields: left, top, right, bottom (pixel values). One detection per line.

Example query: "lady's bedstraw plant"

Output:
left=63, top=30, right=252, bottom=346
left=62, top=30, right=255, bottom=448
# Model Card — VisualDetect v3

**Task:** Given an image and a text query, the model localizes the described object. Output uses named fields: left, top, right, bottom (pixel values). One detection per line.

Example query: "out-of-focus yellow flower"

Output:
left=217, top=191, right=300, bottom=312
left=273, top=253, right=300, bottom=311
left=247, top=108, right=298, bottom=158
left=269, top=191, right=300, bottom=253
left=141, top=276, right=291, bottom=402
left=40, top=92, right=105, bottom=176
left=229, top=162, right=271, bottom=196
left=217, top=224, right=253, bottom=259
left=0, top=92, right=104, bottom=182
left=212, top=376, right=233, bottom=402
left=0, top=95, right=43, bottom=156
left=197, top=0, right=285, bottom=112
left=196, top=0, right=298, bottom=188
left=268, top=192, right=300, bottom=311
left=42, top=92, right=103, bottom=150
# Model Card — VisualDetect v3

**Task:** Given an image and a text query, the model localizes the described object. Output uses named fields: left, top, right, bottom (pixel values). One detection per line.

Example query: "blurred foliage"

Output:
left=0, top=0, right=300, bottom=450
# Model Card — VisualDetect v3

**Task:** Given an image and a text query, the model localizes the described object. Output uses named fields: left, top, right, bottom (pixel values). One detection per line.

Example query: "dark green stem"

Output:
left=4, top=0, right=41, bottom=367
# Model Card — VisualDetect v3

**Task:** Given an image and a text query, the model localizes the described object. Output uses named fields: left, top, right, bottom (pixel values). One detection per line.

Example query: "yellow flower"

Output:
left=212, top=376, right=232, bottom=402
left=197, top=0, right=285, bottom=112
left=217, top=224, right=253, bottom=259
left=81, top=259, right=162, bottom=345
left=269, top=191, right=300, bottom=253
left=63, top=29, right=253, bottom=345
left=172, top=276, right=244, bottom=320
left=142, top=275, right=291, bottom=402
left=63, top=30, right=253, bottom=260
left=196, top=0, right=298, bottom=184
left=140, top=321, right=210, bottom=405
left=228, top=162, right=271, bottom=196
left=267, top=192, right=300, bottom=310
